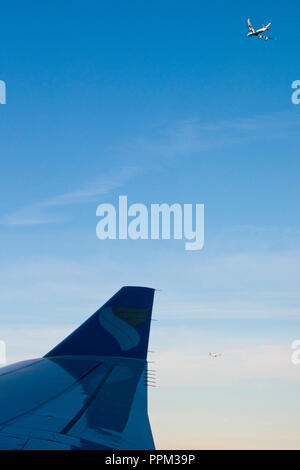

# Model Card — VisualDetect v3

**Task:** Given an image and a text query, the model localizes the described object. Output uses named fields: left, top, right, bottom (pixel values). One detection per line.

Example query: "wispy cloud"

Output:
left=42, top=166, right=140, bottom=207
left=124, top=113, right=300, bottom=161
left=154, top=336, right=299, bottom=387
left=1, top=165, right=140, bottom=226
left=1, top=247, right=300, bottom=322
left=1, top=204, right=61, bottom=226
left=2, top=112, right=297, bottom=226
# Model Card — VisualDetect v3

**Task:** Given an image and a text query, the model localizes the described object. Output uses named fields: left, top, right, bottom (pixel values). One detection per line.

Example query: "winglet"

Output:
left=45, top=286, right=155, bottom=360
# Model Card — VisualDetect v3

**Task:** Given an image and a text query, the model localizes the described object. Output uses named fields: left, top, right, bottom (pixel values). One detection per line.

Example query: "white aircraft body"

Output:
left=247, top=19, right=275, bottom=41
left=209, top=352, right=221, bottom=358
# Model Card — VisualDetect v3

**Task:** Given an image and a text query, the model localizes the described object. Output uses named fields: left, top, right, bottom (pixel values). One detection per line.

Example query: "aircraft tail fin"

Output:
left=45, top=286, right=155, bottom=360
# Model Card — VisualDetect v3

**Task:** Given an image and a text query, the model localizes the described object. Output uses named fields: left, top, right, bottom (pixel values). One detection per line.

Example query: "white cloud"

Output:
left=1, top=165, right=140, bottom=226
left=42, top=166, right=140, bottom=207
left=2, top=112, right=297, bottom=227
left=1, top=248, right=300, bottom=324
left=124, top=113, right=300, bottom=161
left=0, top=325, right=76, bottom=364
left=154, top=340, right=299, bottom=388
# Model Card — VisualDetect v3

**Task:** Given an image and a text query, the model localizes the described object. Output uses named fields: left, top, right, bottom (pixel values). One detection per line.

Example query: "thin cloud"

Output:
left=43, top=166, right=140, bottom=207
left=1, top=165, right=140, bottom=226
left=2, top=112, right=297, bottom=226
left=124, top=113, right=300, bottom=161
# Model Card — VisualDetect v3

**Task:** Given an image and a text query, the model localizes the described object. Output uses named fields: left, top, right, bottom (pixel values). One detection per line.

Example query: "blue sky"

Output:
left=1, top=0, right=300, bottom=449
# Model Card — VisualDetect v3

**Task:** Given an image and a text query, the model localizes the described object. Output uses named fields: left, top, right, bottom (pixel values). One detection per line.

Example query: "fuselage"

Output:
left=247, top=27, right=270, bottom=37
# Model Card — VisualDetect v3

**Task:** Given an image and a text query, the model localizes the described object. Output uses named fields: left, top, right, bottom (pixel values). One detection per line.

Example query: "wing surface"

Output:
left=0, top=286, right=155, bottom=450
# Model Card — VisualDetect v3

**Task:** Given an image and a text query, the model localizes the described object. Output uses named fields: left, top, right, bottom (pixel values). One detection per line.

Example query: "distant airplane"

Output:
left=0, top=286, right=156, bottom=450
left=209, top=352, right=221, bottom=358
left=247, top=18, right=275, bottom=41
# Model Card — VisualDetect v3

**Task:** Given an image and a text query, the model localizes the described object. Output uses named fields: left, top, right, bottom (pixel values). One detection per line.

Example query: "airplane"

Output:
left=0, top=286, right=156, bottom=450
left=247, top=18, right=275, bottom=41
left=209, top=352, right=221, bottom=358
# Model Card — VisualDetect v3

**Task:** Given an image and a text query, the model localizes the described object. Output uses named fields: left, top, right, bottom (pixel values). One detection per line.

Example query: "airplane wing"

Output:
left=247, top=18, right=255, bottom=32
left=0, top=286, right=156, bottom=450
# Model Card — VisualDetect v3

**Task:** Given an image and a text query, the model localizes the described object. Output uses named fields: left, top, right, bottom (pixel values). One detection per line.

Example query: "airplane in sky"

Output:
left=209, top=352, right=221, bottom=358
left=0, top=286, right=156, bottom=450
left=247, top=19, right=275, bottom=41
